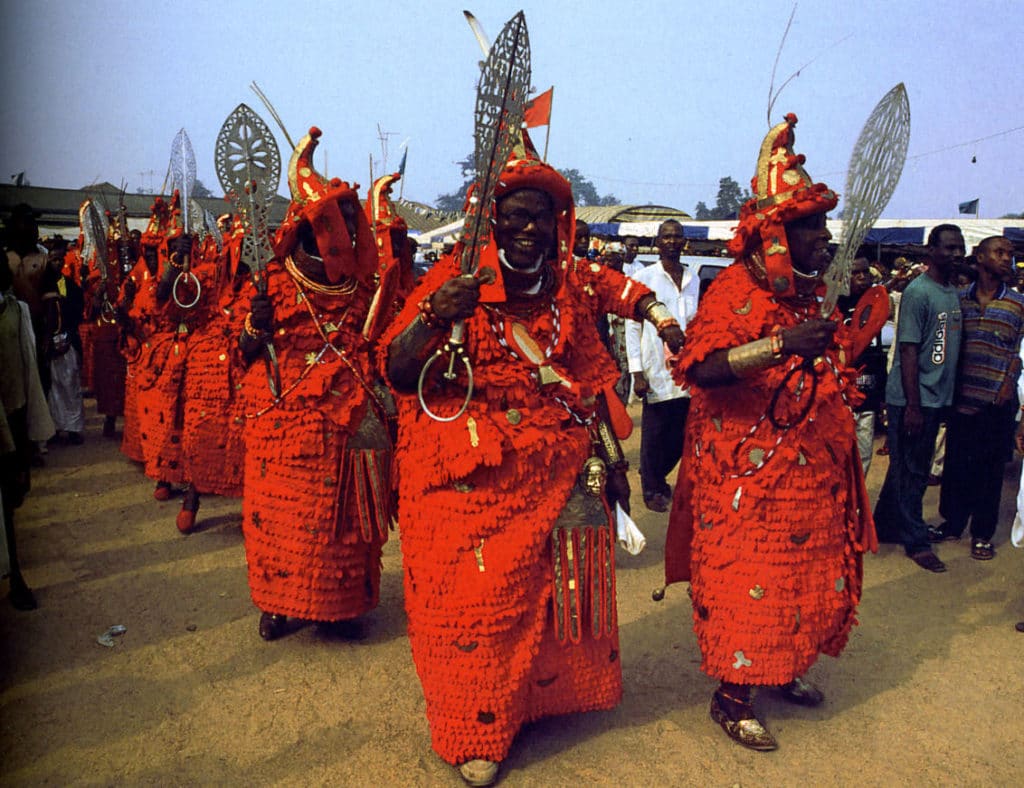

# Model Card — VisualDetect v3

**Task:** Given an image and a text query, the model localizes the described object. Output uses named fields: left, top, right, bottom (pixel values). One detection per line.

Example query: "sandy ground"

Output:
left=2, top=399, right=1023, bottom=787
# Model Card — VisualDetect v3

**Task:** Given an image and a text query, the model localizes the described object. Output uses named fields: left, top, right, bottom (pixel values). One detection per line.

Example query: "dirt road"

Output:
left=2, top=401, right=1022, bottom=786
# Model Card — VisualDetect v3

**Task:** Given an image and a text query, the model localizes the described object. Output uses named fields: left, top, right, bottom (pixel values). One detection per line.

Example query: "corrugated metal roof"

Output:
left=2, top=183, right=458, bottom=237
left=0, top=182, right=290, bottom=233
left=576, top=204, right=692, bottom=224
left=392, top=200, right=463, bottom=233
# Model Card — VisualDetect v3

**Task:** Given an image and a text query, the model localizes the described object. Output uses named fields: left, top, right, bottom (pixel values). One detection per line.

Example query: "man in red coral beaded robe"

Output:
left=174, top=215, right=250, bottom=533
left=665, top=114, right=877, bottom=751
left=132, top=191, right=214, bottom=503
left=120, top=200, right=169, bottom=465
left=81, top=208, right=131, bottom=440
left=383, top=131, right=685, bottom=786
left=237, top=127, right=393, bottom=643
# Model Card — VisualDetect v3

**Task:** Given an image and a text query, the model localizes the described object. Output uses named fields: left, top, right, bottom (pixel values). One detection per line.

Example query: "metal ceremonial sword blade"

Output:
left=215, top=103, right=281, bottom=280
left=460, top=9, right=531, bottom=276
left=822, top=82, right=910, bottom=317
left=417, top=10, right=530, bottom=423
left=188, top=199, right=207, bottom=241
left=214, top=102, right=283, bottom=398
left=170, top=128, right=197, bottom=234
left=81, top=199, right=108, bottom=280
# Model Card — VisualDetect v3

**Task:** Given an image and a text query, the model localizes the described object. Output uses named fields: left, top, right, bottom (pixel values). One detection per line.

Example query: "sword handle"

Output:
left=443, top=321, right=467, bottom=381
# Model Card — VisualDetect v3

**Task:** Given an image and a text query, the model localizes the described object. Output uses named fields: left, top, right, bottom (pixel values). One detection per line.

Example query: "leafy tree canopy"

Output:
left=694, top=176, right=751, bottom=220
left=191, top=179, right=214, bottom=199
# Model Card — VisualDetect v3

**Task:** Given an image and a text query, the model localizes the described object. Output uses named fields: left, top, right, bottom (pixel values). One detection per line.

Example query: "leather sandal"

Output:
left=970, top=540, right=995, bottom=560
left=458, top=759, right=499, bottom=787
left=909, top=551, right=947, bottom=573
left=710, top=690, right=778, bottom=751
left=258, top=612, right=288, bottom=641
left=779, top=676, right=824, bottom=706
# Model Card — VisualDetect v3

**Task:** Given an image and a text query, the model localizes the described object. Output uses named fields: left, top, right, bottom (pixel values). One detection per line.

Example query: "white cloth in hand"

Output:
left=616, top=503, right=646, bottom=555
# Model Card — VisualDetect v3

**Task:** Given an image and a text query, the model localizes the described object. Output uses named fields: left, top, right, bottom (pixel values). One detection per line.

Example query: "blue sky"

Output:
left=1, top=0, right=1021, bottom=219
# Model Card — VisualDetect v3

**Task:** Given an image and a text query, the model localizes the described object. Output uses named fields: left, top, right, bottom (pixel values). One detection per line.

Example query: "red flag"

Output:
left=523, top=87, right=553, bottom=128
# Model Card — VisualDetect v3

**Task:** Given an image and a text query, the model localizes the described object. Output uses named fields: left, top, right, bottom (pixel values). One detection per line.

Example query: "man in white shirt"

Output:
left=622, top=235, right=644, bottom=277
left=625, top=220, right=699, bottom=511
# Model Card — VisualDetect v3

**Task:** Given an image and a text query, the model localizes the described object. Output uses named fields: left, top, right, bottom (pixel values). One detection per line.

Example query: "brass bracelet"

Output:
left=726, top=338, right=784, bottom=377
left=643, top=300, right=674, bottom=326
left=655, top=317, right=680, bottom=332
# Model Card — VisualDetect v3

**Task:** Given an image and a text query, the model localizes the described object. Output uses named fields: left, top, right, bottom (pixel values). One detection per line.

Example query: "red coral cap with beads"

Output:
left=276, top=126, right=376, bottom=285
left=728, top=114, right=838, bottom=298
left=492, top=127, right=573, bottom=212
left=141, top=196, right=170, bottom=248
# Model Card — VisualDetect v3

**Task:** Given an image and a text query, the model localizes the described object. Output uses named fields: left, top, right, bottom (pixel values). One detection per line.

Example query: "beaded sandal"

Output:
left=710, top=689, right=778, bottom=751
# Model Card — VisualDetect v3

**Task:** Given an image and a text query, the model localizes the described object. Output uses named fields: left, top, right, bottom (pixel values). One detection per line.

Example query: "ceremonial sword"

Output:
left=215, top=102, right=283, bottom=398
left=821, top=83, right=910, bottom=318
left=417, top=10, right=531, bottom=421
left=169, top=128, right=202, bottom=309
left=81, top=199, right=117, bottom=324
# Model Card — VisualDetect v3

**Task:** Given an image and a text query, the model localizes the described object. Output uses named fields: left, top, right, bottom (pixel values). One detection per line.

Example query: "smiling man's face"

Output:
left=493, top=189, right=556, bottom=270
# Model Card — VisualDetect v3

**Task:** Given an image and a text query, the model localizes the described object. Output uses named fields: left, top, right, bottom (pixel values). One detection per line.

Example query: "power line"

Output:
left=906, top=124, right=1024, bottom=160
left=815, top=124, right=1024, bottom=180
left=576, top=124, right=1024, bottom=195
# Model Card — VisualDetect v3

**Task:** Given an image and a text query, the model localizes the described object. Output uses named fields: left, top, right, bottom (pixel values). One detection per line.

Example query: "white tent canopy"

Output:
left=596, top=218, right=1024, bottom=251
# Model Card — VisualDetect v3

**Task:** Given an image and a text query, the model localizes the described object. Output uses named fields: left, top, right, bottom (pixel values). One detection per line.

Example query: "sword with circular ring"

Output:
left=418, top=10, right=531, bottom=421
left=169, top=128, right=202, bottom=309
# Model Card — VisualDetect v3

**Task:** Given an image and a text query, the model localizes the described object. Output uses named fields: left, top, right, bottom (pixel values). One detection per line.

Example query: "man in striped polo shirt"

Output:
left=934, top=236, right=1024, bottom=559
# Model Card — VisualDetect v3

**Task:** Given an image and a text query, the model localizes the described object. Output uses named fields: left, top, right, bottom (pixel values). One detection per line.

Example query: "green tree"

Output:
left=435, top=154, right=476, bottom=213
left=712, top=176, right=749, bottom=219
left=695, top=177, right=750, bottom=220
left=558, top=168, right=618, bottom=207
left=192, top=179, right=214, bottom=199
